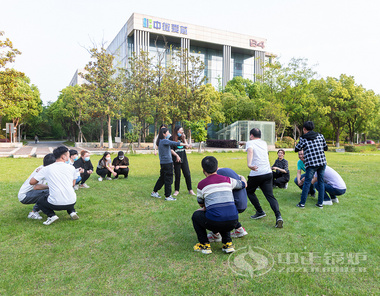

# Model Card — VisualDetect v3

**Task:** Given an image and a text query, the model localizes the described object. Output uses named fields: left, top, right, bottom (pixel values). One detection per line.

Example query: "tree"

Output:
left=81, top=47, right=123, bottom=148
left=0, top=31, right=21, bottom=68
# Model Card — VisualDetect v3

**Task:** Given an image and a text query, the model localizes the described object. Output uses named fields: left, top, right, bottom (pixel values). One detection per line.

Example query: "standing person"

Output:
left=207, top=167, right=248, bottom=242
left=18, top=153, right=56, bottom=220
left=74, top=150, right=93, bottom=188
left=112, top=151, right=129, bottom=179
left=271, top=149, right=290, bottom=188
left=96, top=152, right=117, bottom=181
left=34, top=135, right=38, bottom=144
left=295, top=121, right=328, bottom=208
left=31, top=146, right=79, bottom=225
left=192, top=156, right=246, bottom=255
left=151, top=127, right=184, bottom=201
left=246, top=128, right=283, bottom=228
left=294, top=150, right=315, bottom=197
left=312, top=165, right=346, bottom=205
left=170, top=126, right=195, bottom=196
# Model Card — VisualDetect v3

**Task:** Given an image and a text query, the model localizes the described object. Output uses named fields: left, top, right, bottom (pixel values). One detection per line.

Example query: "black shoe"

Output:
left=296, top=203, right=305, bottom=208
left=275, top=216, right=283, bottom=228
left=250, top=211, right=266, bottom=219
left=310, top=193, right=315, bottom=197
left=315, top=203, right=323, bottom=208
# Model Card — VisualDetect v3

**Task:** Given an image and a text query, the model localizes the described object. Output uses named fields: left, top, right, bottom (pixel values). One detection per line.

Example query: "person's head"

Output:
left=159, top=124, right=167, bottom=130
left=53, top=146, right=69, bottom=162
left=174, top=126, right=184, bottom=142
left=201, top=156, right=218, bottom=175
left=118, top=151, right=125, bottom=160
left=298, top=150, right=304, bottom=161
left=303, top=121, right=314, bottom=133
left=156, top=127, right=170, bottom=145
left=43, top=153, right=56, bottom=167
left=69, top=149, right=79, bottom=162
left=249, top=128, right=261, bottom=140
left=80, top=150, right=90, bottom=161
left=277, top=149, right=285, bottom=160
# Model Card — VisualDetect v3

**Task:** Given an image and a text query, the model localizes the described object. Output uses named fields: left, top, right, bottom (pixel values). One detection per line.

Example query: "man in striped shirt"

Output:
left=192, top=156, right=246, bottom=255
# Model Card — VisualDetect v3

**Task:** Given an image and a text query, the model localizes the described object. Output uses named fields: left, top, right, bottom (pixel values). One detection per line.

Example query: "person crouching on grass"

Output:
left=192, top=156, right=246, bottom=255
left=151, top=127, right=186, bottom=201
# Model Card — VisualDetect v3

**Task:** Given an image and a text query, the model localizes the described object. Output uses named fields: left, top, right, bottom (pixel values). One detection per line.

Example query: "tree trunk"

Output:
left=335, top=129, right=340, bottom=147
left=100, top=117, right=104, bottom=147
left=107, top=114, right=113, bottom=149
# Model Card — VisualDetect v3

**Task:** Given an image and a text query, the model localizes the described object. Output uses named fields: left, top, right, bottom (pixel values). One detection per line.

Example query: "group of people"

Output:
left=18, top=146, right=129, bottom=225
left=18, top=121, right=347, bottom=254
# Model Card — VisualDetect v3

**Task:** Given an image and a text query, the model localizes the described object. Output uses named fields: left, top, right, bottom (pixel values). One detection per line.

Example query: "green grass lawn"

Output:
left=1, top=151, right=379, bottom=296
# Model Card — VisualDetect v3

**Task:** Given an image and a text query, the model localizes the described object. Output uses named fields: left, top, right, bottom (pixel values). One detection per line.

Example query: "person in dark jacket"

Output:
left=74, top=150, right=93, bottom=189
left=294, top=121, right=328, bottom=208
left=272, top=149, right=290, bottom=188
left=112, top=151, right=129, bottom=179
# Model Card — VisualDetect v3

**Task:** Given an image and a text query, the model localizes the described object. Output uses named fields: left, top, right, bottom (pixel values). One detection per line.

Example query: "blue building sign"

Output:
left=143, top=18, right=187, bottom=35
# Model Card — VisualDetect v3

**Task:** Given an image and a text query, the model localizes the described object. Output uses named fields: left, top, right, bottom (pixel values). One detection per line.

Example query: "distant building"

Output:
left=69, top=69, right=87, bottom=86
left=106, top=13, right=273, bottom=88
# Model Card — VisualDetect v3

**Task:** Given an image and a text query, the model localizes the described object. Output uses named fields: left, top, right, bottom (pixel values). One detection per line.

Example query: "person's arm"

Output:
left=171, top=149, right=181, bottom=162
left=311, top=176, right=318, bottom=184
left=295, top=139, right=303, bottom=152
left=30, top=177, right=38, bottom=185
left=247, top=147, right=258, bottom=171
left=33, top=184, right=48, bottom=190
left=297, top=169, right=304, bottom=186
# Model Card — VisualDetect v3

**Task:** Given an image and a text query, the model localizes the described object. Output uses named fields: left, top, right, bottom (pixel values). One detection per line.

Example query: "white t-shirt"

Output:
left=18, top=165, right=47, bottom=201
left=69, top=160, right=81, bottom=179
left=246, top=139, right=272, bottom=177
left=33, top=162, right=77, bottom=205
left=314, top=165, right=346, bottom=190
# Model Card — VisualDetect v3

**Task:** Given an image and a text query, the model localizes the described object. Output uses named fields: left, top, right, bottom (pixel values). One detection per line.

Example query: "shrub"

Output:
left=344, top=145, right=355, bottom=152
left=282, top=136, right=295, bottom=147
left=145, top=134, right=154, bottom=143
left=206, top=139, right=237, bottom=148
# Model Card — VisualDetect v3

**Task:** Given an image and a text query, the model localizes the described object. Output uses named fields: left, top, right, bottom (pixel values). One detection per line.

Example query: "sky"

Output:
left=1, top=0, right=380, bottom=105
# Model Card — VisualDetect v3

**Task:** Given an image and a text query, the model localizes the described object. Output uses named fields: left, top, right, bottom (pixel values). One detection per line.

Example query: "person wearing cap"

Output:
left=112, top=151, right=129, bottom=179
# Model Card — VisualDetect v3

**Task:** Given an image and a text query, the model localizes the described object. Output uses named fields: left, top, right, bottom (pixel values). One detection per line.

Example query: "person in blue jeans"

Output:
left=294, top=150, right=315, bottom=197
left=295, top=121, right=328, bottom=208
left=312, top=165, right=346, bottom=205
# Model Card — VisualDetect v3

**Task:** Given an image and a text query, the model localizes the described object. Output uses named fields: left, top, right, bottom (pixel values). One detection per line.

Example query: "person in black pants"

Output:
left=112, top=151, right=129, bottom=179
left=245, top=128, right=283, bottom=228
left=74, top=150, right=93, bottom=188
left=170, top=126, right=195, bottom=196
left=271, top=149, right=290, bottom=188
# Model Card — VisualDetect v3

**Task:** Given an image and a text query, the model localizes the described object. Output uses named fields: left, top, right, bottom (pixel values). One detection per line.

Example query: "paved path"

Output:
left=1, top=141, right=65, bottom=158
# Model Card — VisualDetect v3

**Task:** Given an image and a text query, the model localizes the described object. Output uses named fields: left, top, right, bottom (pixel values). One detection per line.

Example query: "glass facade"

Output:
left=230, top=52, right=255, bottom=81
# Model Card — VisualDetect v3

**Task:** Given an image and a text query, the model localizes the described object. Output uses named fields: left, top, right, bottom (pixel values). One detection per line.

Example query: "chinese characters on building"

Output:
left=143, top=18, right=187, bottom=35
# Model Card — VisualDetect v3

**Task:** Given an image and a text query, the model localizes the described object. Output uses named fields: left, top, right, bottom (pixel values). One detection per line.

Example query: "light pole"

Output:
left=18, top=123, right=23, bottom=142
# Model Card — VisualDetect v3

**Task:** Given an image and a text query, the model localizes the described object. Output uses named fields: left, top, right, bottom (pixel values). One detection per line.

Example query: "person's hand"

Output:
left=88, top=170, right=93, bottom=174
left=112, top=171, right=117, bottom=177
left=176, top=155, right=181, bottom=163
left=239, top=175, right=247, bottom=184
left=248, top=165, right=258, bottom=171
left=79, top=168, right=84, bottom=174
left=272, top=166, right=278, bottom=171
left=115, top=166, right=119, bottom=170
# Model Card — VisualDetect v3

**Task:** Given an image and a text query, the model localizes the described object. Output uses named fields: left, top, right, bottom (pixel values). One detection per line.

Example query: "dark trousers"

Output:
left=36, top=196, right=76, bottom=218
left=115, top=167, right=129, bottom=178
left=173, top=155, right=192, bottom=191
left=247, top=173, right=281, bottom=218
left=272, top=171, right=290, bottom=188
left=192, top=210, right=237, bottom=244
left=80, top=172, right=91, bottom=184
left=153, top=163, right=173, bottom=197
left=21, top=189, right=49, bottom=212
left=235, top=209, right=245, bottom=229
left=96, top=167, right=111, bottom=178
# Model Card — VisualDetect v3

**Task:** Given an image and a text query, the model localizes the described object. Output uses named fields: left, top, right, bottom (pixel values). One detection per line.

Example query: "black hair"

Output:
left=98, top=152, right=110, bottom=167
left=53, top=146, right=69, bottom=159
left=156, top=127, right=169, bottom=146
left=201, top=156, right=218, bottom=174
left=303, top=121, right=314, bottom=131
left=159, top=124, right=167, bottom=130
left=118, top=151, right=124, bottom=157
left=278, top=149, right=285, bottom=155
left=250, top=128, right=261, bottom=138
left=43, top=153, right=56, bottom=166
left=173, top=125, right=184, bottom=142
left=69, top=149, right=78, bottom=157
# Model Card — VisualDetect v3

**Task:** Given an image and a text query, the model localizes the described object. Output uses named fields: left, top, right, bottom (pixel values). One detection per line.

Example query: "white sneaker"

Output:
left=79, top=183, right=90, bottom=188
left=43, top=215, right=59, bottom=225
left=231, top=227, right=248, bottom=238
left=323, top=200, right=333, bottom=206
left=207, top=232, right=222, bottom=242
left=284, top=183, right=288, bottom=189
left=70, top=212, right=79, bottom=220
left=151, top=192, right=161, bottom=198
left=73, top=185, right=79, bottom=190
left=105, top=177, right=112, bottom=181
left=28, top=211, right=42, bottom=220
left=98, top=177, right=103, bottom=182
left=331, top=198, right=339, bottom=203
left=165, top=195, right=177, bottom=201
